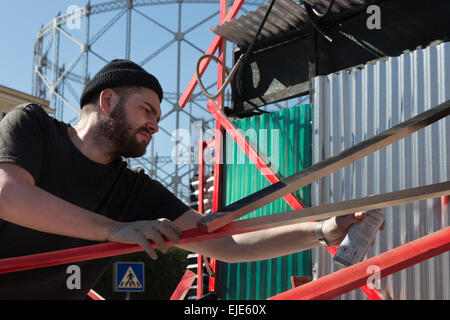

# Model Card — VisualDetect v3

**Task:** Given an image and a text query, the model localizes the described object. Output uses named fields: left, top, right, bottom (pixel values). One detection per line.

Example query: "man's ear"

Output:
left=98, top=89, right=117, bottom=115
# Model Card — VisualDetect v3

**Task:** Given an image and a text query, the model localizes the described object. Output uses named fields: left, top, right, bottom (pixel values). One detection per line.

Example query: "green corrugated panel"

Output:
left=217, top=104, right=313, bottom=300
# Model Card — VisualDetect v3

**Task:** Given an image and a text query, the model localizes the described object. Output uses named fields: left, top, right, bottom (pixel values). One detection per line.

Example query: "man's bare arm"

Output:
left=173, top=207, right=382, bottom=263
left=173, top=209, right=324, bottom=263
left=0, top=162, right=116, bottom=241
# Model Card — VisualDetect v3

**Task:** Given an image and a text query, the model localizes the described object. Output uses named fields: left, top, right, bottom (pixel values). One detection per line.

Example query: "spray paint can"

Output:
left=333, top=209, right=385, bottom=268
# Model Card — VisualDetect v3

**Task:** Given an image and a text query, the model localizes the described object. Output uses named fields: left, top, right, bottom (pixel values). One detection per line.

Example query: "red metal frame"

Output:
left=170, top=270, right=197, bottom=300
left=178, top=0, right=245, bottom=109
left=87, top=289, right=105, bottom=300
left=197, top=139, right=217, bottom=296
left=197, top=140, right=207, bottom=298
left=206, top=101, right=306, bottom=209
left=209, top=88, right=222, bottom=293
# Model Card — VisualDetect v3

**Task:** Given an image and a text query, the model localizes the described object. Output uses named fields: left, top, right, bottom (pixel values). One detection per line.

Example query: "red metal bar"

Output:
left=209, top=149, right=220, bottom=292
left=206, top=100, right=306, bottom=210
left=87, top=289, right=105, bottom=300
left=196, top=254, right=204, bottom=298
left=198, top=139, right=215, bottom=293
left=0, top=219, right=270, bottom=275
left=170, top=270, right=197, bottom=300
left=178, top=0, right=245, bottom=108
left=197, top=141, right=206, bottom=298
left=322, top=246, right=383, bottom=300
left=211, top=124, right=223, bottom=215
left=206, top=0, right=229, bottom=293
left=209, top=107, right=222, bottom=293
left=198, top=141, right=206, bottom=215
left=268, top=226, right=450, bottom=300
left=217, top=0, right=227, bottom=109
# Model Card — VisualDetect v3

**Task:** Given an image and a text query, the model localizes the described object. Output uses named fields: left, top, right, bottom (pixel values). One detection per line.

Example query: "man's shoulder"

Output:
left=13, top=103, right=68, bottom=128
left=9, top=103, right=49, bottom=114
left=3, top=103, right=52, bottom=124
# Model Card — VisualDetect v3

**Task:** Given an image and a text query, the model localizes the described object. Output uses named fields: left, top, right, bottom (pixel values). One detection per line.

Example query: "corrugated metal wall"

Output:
left=217, top=104, right=313, bottom=300
left=311, top=41, right=450, bottom=299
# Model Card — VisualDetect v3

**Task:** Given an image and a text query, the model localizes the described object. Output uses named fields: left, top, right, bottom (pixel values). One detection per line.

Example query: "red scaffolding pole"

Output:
left=178, top=0, right=245, bottom=108
left=206, top=100, right=306, bottom=210
left=87, top=289, right=105, bottom=300
left=196, top=141, right=206, bottom=298
left=268, top=226, right=450, bottom=300
left=170, top=270, right=197, bottom=300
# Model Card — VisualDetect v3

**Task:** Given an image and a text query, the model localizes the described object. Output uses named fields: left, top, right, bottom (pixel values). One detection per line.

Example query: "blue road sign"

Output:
left=114, top=262, right=145, bottom=292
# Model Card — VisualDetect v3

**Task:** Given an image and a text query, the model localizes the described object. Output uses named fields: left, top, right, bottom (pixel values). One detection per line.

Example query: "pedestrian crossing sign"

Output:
left=114, top=262, right=145, bottom=292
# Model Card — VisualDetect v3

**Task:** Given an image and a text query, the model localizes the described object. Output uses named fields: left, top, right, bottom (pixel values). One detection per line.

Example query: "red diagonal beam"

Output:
left=178, top=0, right=245, bottom=108
left=87, top=289, right=105, bottom=300
left=170, top=270, right=197, bottom=300
left=207, top=100, right=306, bottom=210
left=268, top=226, right=450, bottom=300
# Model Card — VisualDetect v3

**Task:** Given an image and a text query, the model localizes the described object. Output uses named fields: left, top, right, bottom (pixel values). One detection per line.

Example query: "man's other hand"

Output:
left=321, top=210, right=386, bottom=246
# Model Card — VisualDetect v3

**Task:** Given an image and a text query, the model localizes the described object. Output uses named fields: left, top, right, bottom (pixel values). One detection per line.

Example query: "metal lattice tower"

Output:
left=32, top=0, right=265, bottom=202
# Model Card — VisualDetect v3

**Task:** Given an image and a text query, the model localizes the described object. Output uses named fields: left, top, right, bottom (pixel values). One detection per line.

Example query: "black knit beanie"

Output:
left=79, top=59, right=163, bottom=108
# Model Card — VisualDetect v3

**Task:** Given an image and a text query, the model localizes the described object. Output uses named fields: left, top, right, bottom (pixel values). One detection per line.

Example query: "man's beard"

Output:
left=97, top=99, right=151, bottom=158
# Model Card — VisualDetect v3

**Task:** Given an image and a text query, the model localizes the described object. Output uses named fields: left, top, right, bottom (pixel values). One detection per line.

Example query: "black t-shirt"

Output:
left=0, top=103, right=190, bottom=299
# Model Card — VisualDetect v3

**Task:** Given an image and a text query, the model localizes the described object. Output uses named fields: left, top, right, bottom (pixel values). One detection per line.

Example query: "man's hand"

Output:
left=321, top=211, right=386, bottom=246
left=105, top=218, right=182, bottom=259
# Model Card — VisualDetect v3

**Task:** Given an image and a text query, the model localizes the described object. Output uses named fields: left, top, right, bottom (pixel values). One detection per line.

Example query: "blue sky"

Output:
left=0, top=1, right=71, bottom=94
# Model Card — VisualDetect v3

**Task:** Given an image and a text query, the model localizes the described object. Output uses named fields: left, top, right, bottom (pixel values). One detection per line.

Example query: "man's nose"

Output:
left=147, top=121, right=159, bottom=134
